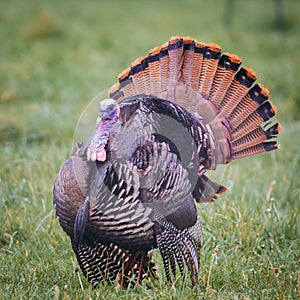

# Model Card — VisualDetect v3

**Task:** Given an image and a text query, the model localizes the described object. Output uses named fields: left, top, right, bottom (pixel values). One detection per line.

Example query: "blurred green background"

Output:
left=1, top=0, right=299, bottom=144
left=0, top=0, right=299, bottom=299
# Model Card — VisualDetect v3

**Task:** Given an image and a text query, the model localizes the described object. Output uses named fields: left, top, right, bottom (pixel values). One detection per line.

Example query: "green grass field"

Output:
left=0, top=1, right=299, bottom=299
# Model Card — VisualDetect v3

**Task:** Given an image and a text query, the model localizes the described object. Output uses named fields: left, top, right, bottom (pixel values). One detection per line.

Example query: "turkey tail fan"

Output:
left=108, top=36, right=280, bottom=164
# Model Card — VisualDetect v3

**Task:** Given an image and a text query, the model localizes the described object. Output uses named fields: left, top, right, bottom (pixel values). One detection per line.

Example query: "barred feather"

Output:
left=155, top=215, right=202, bottom=285
left=228, top=83, right=270, bottom=129
left=198, top=43, right=222, bottom=98
left=181, top=37, right=195, bottom=85
left=232, top=101, right=278, bottom=141
left=232, top=123, right=281, bottom=153
left=76, top=241, right=157, bottom=287
left=209, top=53, right=242, bottom=107
left=190, top=41, right=205, bottom=91
left=231, top=141, right=279, bottom=159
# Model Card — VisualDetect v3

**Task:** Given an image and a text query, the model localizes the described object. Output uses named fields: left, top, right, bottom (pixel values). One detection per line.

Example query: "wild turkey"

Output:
left=53, top=36, right=280, bottom=287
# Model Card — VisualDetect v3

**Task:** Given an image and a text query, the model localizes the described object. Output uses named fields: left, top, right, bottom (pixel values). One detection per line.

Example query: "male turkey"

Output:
left=53, top=36, right=280, bottom=287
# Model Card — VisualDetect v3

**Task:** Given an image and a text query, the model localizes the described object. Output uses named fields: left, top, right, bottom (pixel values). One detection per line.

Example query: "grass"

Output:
left=0, top=0, right=299, bottom=299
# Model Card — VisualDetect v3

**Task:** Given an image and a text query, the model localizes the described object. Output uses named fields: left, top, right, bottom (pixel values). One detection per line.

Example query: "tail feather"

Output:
left=209, top=53, right=242, bottom=108
left=228, top=83, right=269, bottom=128
left=130, top=57, right=149, bottom=95
left=191, top=40, right=205, bottom=91
left=168, top=37, right=184, bottom=84
left=199, top=43, right=222, bottom=98
left=109, top=36, right=280, bottom=165
left=231, top=141, right=279, bottom=160
left=218, top=67, right=257, bottom=117
left=181, top=37, right=195, bottom=85
left=118, top=68, right=135, bottom=98
left=192, top=175, right=227, bottom=203
left=147, top=46, right=161, bottom=94
left=232, top=123, right=281, bottom=153
left=232, top=101, right=278, bottom=141
left=108, top=83, right=122, bottom=101
left=159, top=42, right=170, bottom=94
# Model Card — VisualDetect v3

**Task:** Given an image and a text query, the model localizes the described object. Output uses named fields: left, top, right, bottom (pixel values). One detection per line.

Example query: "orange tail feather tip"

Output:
left=182, top=36, right=194, bottom=44
left=149, top=46, right=161, bottom=56
left=257, top=83, right=270, bottom=98
left=270, top=102, right=278, bottom=115
left=218, top=53, right=242, bottom=71
left=277, top=123, right=282, bottom=134
left=223, top=53, right=242, bottom=65
left=131, top=56, right=146, bottom=67
left=118, top=67, right=131, bottom=82
left=194, top=41, right=205, bottom=54
left=249, top=83, right=270, bottom=104
left=235, top=67, right=257, bottom=87
left=131, top=56, right=148, bottom=75
left=257, top=101, right=277, bottom=121
left=265, top=123, right=281, bottom=138
left=217, top=185, right=227, bottom=194
left=205, top=43, right=222, bottom=53
left=169, top=36, right=184, bottom=45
